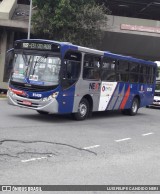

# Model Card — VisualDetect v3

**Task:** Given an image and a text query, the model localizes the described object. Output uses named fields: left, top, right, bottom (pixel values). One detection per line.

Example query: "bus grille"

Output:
left=10, top=82, right=56, bottom=92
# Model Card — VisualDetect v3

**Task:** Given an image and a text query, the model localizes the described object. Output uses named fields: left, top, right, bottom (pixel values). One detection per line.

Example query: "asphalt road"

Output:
left=0, top=98, right=160, bottom=193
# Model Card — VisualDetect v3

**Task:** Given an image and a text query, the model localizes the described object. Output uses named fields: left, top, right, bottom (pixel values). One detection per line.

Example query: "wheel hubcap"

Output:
left=79, top=103, right=87, bottom=117
left=132, top=101, right=137, bottom=113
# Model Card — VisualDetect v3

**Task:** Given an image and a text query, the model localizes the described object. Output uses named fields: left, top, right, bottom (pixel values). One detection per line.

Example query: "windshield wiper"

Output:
left=22, top=55, right=32, bottom=76
left=32, top=56, right=46, bottom=75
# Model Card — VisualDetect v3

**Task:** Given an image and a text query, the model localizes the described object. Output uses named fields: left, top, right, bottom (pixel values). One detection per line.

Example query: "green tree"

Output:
left=95, top=0, right=108, bottom=6
left=32, top=0, right=108, bottom=47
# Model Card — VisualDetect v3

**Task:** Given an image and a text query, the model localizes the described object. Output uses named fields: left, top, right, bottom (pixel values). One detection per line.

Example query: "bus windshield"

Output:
left=11, top=53, right=61, bottom=86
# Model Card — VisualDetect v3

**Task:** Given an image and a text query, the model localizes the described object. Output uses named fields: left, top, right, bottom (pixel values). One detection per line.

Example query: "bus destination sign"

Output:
left=22, top=43, right=52, bottom=50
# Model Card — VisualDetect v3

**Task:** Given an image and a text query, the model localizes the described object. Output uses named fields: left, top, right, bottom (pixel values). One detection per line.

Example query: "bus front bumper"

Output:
left=7, top=90, right=58, bottom=113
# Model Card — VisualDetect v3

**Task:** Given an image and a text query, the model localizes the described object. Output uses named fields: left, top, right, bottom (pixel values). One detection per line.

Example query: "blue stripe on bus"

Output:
left=61, top=45, right=78, bottom=57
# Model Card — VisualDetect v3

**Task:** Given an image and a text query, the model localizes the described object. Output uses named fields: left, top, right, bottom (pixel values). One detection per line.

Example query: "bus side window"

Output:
left=62, top=51, right=82, bottom=89
left=83, top=54, right=101, bottom=80
left=148, top=66, right=156, bottom=84
left=101, top=57, right=116, bottom=81
left=139, top=65, right=147, bottom=83
left=129, top=62, right=139, bottom=83
left=116, top=60, right=129, bottom=82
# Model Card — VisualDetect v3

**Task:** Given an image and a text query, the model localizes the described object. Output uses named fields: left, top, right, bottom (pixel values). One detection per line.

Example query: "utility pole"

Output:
left=27, top=0, right=32, bottom=39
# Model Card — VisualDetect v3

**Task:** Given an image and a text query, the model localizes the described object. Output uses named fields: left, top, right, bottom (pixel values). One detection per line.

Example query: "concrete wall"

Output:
left=0, top=0, right=17, bottom=20
left=0, top=29, right=8, bottom=89
left=105, top=15, right=160, bottom=37
left=0, top=1, right=28, bottom=90
left=98, top=15, right=160, bottom=61
left=0, top=18, right=28, bottom=30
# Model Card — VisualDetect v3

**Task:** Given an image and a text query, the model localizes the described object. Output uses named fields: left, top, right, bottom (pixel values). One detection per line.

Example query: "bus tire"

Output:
left=128, top=97, right=139, bottom=116
left=73, top=98, right=89, bottom=120
left=37, top=110, right=49, bottom=115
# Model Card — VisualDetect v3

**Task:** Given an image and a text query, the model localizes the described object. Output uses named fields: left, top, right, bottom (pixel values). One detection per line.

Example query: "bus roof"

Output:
left=15, top=39, right=156, bottom=67
left=103, top=52, right=156, bottom=66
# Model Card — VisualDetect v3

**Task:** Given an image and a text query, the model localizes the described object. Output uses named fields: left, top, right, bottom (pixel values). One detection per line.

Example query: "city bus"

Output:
left=7, top=39, right=157, bottom=120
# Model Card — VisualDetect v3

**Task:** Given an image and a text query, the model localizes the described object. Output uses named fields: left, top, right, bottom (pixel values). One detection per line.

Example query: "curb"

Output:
left=0, top=98, right=7, bottom=100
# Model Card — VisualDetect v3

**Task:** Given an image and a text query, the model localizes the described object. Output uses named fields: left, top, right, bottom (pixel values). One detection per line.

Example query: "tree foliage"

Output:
left=32, top=0, right=108, bottom=47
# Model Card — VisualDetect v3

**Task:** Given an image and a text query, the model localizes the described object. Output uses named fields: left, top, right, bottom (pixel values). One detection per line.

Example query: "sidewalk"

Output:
left=0, top=94, right=7, bottom=99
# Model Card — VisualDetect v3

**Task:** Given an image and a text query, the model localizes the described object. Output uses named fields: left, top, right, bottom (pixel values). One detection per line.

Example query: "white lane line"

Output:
left=115, top=138, right=131, bottom=142
left=142, top=132, right=154, bottom=136
left=83, top=145, right=100, bottom=150
left=21, top=157, right=47, bottom=163
left=21, top=155, right=52, bottom=163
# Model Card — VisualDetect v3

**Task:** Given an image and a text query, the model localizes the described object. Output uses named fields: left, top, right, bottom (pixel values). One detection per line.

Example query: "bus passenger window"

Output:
left=128, top=62, right=140, bottom=83
left=129, top=62, right=139, bottom=73
left=117, top=60, right=129, bottom=72
left=116, top=60, right=129, bottom=82
left=83, top=54, right=101, bottom=80
left=62, top=51, right=82, bottom=89
left=129, top=74, right=139, bottom=83
left=140, top=65, right=147, bottom=74
left=147, top=66, right=155, bottom=84
left=101, top=57, right=116, bottom=81
left=118, top=73, right=129, bottom=82
left=139, top=74, right=147, bottom=83
left=139, top=64, right=148, bottom=83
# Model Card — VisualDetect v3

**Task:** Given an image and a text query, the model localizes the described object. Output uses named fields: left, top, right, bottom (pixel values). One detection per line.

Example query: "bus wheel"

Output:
left=37, top=110, right=49, bottom=115
left=128, top=97, right=139, bottom=116
left=73, top=98, right=89, bottom=120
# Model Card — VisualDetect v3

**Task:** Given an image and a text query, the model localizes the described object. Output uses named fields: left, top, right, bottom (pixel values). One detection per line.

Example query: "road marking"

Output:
left=142, top=132, right=154, bottom=136
left=115, top=138, right=131, bottom=142
left=83, top=145, right=100, bottom=150
left=21, top=155, right=52, bottom=163
left=21, top=157, right=48, bottom=163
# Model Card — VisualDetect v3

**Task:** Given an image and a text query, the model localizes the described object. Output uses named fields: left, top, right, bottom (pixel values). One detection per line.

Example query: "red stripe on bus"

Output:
left=120, top=86, right=130, bottom=110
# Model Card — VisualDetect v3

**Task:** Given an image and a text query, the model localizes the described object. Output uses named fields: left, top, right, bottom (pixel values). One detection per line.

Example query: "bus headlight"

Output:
left=42, top=92, right=59, bottom=102
left=52, top=92, right=59, bottom=98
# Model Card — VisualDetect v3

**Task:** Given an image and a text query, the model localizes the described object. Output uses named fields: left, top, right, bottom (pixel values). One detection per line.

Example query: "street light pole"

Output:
left=27, top=0, right=32, bottom=39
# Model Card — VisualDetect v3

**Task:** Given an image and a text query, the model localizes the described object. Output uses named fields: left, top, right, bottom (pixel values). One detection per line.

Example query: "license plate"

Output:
left=22, top=101, right=32, bottom=106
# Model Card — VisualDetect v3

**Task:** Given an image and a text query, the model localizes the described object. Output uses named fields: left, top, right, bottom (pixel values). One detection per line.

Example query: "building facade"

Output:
left=0, top=0, right=29, bottom=91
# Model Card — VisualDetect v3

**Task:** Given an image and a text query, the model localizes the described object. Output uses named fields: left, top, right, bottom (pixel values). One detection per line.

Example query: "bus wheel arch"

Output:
left=83, top=94, right=93, bottom=114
